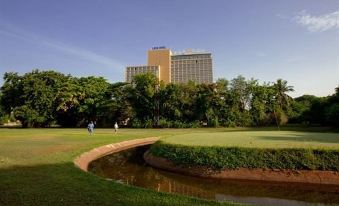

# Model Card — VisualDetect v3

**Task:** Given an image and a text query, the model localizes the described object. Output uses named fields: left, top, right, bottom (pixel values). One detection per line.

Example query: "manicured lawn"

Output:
left=162, top=131, right=339, bottom=149
left=1, top=128, right=338, bottom=206
left=150, top=130, right=339, bottom=171
left=0, top=128, right=241, bottom=206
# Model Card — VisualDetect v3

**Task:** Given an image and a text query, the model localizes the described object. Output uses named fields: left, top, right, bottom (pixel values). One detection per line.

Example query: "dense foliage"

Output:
left=149, top=141, right=339, bottom=171
left=0, top=70, right=113, bottom=127
left=0, top=70, right=338, bottom=127
left=289, top=90, right=339, bottom=127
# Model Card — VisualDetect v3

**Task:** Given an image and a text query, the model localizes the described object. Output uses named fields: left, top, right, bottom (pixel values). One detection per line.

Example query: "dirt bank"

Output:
left=74, top=137, right=159, bottom=171
left=144, top=151, right=339, bottom=185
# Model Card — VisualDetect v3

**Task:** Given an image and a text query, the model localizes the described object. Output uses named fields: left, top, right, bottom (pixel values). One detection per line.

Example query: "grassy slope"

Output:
left=150, top=130, right=339, bottom=171
left=162, top=131, right=339, bottom=149
left=0, top=128, right=241, bottom=206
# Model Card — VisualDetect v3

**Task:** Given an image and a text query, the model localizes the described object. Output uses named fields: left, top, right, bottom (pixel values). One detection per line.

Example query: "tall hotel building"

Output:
left=125, top=47, right=213, bottom=84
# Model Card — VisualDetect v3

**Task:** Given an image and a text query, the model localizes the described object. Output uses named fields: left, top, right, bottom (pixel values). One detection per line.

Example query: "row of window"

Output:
left=172, top=77, right=213, bottom=80
left=172, top=73, right=212, bottom=76
left=172, top=79, right=213, bottom=84
left=172, top=70, right=212, bottom=73
left=172, top=78, right=212, bottom=81
left=126, top=67, right=159, bottom=82
left=172, top=68, right=212, bottom=71
left=172, top=65, right=212, bottom=68
left=127, top=66, right=159, bottom=71
left=172, top=75, right=213, bottom=79
left=172, top=64, right=212, bottom=67
left=130, top=69, right=156, bottom=71
left=171, top=55, right=211, bottom=60
left=171, top=61, right=212, bottom=64
left=172, top=77, right=212, bottom=80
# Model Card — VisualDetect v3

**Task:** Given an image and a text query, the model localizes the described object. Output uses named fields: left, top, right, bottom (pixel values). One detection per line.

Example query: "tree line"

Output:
left=0, top=70, right=338, bottom=128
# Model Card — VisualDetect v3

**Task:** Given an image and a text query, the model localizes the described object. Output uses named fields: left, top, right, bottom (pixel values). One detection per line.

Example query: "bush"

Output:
left=0, top=114, right=9, bottom=125
left=172, top=120, right=185, bottom=128
left=188, top=121, right=200, bottom=128
left=208, top=117, right=219, bottom=127
left=130, top=118, right=200, bottom=128
left=158, top=118, right=172, bottom=128
left=144, top=119, right=153, bottom=128
left=149, top=142, right=339, bottom=171
left=130, top=119, right=142, bottom=128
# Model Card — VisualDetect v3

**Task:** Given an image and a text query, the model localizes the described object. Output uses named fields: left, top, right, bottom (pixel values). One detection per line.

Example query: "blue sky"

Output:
left=0, top=0, right=338, bottom=97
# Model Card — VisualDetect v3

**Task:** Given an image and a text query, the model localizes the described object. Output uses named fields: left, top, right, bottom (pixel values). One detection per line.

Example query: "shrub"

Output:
left=172, top=120, right=185, bottom=128
left=188, top=121, right=200, bottom=128
left=0, top=114, right=9, bottom=125
left=149, top=142, right=339, bottom=171
left=130, top=119, right=142, bottom=128
left=144, top=119, right=153, bottom=128
left=158, top=118, right=172, bottom=128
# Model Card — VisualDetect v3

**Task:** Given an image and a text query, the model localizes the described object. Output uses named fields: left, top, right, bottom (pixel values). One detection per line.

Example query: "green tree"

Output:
left=126, top=73, right=159, bottom=126
left=0, top=72, right=24, bottom=114
left=0, top=94, right=8, bottom=125
left=290, top=87, right=339, bottom=127
left=324, top=86, right=339, bottom=126
left=55, top=77, right=82, bottom=127
left=158, top=83, right=182, bottom=121
left=1, top=70, right=68, bottom=127
left=177, top=81, right=199, bottom=123
left=227, top=75, right=252, bottom=126
left=96, top=82, right=132, bottom=127
left=214, top=78, right=229, bottom=126
left=272, top=79, right=294, bottom=126
left=56, top=76, right=111, bottom=127
left=289, top=95, right=320, bottom=124
left=273, top=79, right=294, bottom=110
left=249, top=83, right=274, bottom=126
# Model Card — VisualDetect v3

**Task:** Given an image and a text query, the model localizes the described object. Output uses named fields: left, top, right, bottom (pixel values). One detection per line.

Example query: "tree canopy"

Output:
left=0, top=70, right=337, bottom=128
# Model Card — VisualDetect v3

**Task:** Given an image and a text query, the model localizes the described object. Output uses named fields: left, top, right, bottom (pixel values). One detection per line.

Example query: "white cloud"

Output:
left=0, top=20, right=124, bottom=69
left=42, top=40, right=123, bottom=68
left=255, top=51, right=267, bottom=57
left=276, top=13, right=289, bottom=20
left=295, top=11, right=339, bottom=32
left=285, top=57, right=302, bottom=63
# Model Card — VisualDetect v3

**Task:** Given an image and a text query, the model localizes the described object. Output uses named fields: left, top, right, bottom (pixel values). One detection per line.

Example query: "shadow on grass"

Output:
left=256, top=133, right=339, bottom=144
left=1, top=160, right=339, bottom=206
left=0, top=163, right=234, bottom=206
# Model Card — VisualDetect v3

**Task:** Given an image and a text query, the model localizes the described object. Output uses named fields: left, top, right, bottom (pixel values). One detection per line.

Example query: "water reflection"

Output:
left=88, top=146, right=339, bottom=206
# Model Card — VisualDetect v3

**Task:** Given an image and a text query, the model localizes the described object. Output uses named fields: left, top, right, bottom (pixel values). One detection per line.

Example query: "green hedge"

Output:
left=149, top=142, right=339, bottom=171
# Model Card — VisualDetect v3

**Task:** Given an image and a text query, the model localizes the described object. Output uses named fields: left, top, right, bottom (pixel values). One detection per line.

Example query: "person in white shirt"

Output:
left=87, top=121, right=94, bottom=135
left=114, top=122, right=119, bottom=133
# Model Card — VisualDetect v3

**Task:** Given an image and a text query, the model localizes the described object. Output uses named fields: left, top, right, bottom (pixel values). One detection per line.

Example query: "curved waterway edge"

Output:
left=75, top=138, right=339, bottom=205
left=88, top=146, right=339, bottom=206
left=74, top=137, right=160, bottom=171
left=75, top=137, right=339, bottom=185
left=144, top=151, right=339, bottom=185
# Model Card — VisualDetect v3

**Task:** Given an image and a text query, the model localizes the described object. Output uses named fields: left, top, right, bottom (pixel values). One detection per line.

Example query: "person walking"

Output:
left=87, top=121, right=94, bottom=135
left=114, top=122, right=119, bottom=133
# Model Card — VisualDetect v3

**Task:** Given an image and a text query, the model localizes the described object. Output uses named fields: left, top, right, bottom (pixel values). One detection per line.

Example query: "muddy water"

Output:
left=88, top=146, right=339, bottom=206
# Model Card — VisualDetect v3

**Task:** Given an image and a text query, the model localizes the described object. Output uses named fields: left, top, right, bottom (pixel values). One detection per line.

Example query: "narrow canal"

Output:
left=88, top=146, right=339, bottom=206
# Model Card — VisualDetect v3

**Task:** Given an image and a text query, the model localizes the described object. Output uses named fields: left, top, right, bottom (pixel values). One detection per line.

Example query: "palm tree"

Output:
left=272, top=79, right=294, bottom=128
left=273, top=79, right=294, bottom=110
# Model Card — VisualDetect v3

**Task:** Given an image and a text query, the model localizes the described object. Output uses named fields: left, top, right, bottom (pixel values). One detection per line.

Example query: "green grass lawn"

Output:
left=150, top=130, right=339, bottom=171
left=0, top=128, right=243, bottom=206
left=162, top=131, right=339, bottom=149
left=1, top=128, right=338, bottom=206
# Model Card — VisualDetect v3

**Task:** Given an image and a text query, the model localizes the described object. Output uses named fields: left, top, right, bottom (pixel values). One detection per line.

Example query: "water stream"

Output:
left=88, top=146, right=339, bottom=206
